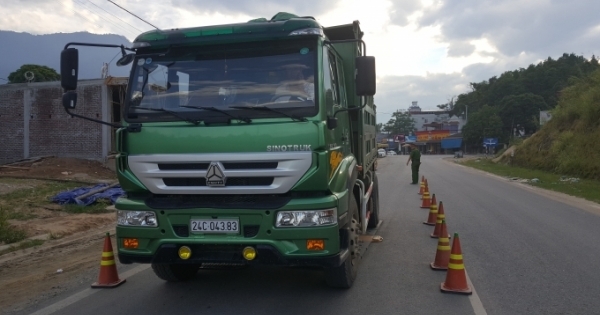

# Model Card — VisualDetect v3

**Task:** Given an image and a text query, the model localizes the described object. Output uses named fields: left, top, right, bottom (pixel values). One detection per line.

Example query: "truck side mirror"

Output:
left=61, top=48, right=79, bottom=91
left=116, top=53, right=135, bottom=67
left=62, top=91, right=77, bottom=110
left=355, top=56, right=376, bottom=96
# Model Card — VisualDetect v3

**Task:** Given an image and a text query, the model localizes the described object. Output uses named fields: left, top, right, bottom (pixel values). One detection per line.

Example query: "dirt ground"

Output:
left=0, top=156, right=116, bottom=184
left=0, top=157, right=120, bottom=313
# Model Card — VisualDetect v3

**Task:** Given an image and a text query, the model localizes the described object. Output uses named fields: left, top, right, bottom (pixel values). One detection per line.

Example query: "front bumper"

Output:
left=118, top=243, right=349, bottom=268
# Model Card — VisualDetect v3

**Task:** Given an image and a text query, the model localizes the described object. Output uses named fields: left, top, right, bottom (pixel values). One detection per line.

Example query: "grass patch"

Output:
left=63, top=200, right=112, bottom=214
left=0, top=180, right=113, bottom=218
left=463, top=159, right=600, bottom=203
left=0, top=239, right=45, bottom=255
left=0, top=207, right=28, bottom=244
left=0, top=181, right=85, bottom=216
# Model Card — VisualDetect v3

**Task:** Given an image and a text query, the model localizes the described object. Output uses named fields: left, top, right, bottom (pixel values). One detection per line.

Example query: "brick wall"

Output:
left=0, top=80, right=108, bottom=164
left=0, top=88, right=24, bottom=164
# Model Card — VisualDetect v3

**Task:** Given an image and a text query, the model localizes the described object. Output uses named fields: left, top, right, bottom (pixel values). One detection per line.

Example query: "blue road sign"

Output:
left=483, top=138, right=498, bottom=147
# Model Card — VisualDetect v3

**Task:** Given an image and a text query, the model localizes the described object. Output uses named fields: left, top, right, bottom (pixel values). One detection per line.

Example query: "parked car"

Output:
left=387, top=150, right=397, bottom=156
left=454, top=150, right=464, bottom=158
left=378, top=149, right=386, bottom=157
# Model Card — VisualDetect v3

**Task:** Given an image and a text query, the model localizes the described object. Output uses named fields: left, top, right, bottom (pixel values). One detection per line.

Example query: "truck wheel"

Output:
left=367, top=174, right=380, bottom=229
left=151, top=263, right=200, bottom=282
left=325, top=197, right=361, bottom=288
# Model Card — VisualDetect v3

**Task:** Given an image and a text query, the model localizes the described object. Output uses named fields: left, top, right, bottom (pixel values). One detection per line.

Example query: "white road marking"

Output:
left=465, top=269, right=488, bottom=315
left=29, top=264, right=150, bottom=315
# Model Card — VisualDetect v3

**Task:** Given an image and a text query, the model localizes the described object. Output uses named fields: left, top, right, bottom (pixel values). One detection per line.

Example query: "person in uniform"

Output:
left=406, top=144, right=421, bottom=184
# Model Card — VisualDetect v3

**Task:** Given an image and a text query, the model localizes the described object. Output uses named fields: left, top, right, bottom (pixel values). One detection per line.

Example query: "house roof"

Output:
left=445, top=132, right=463, bottom=139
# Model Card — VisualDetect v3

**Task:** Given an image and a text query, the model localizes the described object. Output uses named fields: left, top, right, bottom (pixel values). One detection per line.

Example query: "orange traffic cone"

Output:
left=431, top=203, right=450, bottom=239
left=441, top=233, right=472, bottom=295
left=91, top=232, right=126, bottom=288
left=430, top=220, right=450, bottom=270
left=418, top=176, right=425, bottom=195
left=420, top=191, right=431, bottom=208
left=424, top=179, right=430, bottom=194
left=423, top=196, right=438, bottom=225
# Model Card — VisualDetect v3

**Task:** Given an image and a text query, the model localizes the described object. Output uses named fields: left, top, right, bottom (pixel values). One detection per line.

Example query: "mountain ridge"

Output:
left=0, top=30, right=133, bottom=83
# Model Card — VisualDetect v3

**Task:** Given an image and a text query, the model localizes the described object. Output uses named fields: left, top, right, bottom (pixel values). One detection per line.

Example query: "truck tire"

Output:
left=367, top=174, right=380, bottom=229
left=325, top=197, right=361, bottom=288
left=151, top=263, right=200, bottom=282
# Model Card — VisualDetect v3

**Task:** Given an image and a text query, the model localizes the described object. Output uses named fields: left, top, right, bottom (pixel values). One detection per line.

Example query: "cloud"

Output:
left=447, top=41, right=475, bottom=57
left=387, top=0, right=424, bottom=27
left=169, top=0, right=337, bottom=19
left=417, top=0, right=600, bottom=57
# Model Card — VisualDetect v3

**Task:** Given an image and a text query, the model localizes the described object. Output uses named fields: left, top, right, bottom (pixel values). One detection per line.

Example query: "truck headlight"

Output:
left=117, top=210, right=158, bottom=227
left=275, top=209, right=337, bottom=227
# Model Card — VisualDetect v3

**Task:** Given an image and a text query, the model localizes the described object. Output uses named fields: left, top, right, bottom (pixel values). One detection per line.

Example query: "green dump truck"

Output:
left=59, top=12, right=379, bottom=288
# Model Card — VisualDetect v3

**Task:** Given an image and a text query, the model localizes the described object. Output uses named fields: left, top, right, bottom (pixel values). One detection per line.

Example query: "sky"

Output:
left=2, top=0, right=599, bottom=124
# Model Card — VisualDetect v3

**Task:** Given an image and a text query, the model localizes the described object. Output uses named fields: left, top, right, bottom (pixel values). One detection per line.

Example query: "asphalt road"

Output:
left=20, top=155, right=600, bottom=315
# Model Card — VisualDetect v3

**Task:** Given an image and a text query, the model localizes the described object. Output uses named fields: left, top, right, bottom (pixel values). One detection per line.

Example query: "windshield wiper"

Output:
left=180, top=105, right=251, bottom=123
left=229, top=105, right=308, bottom=122
left=130, top=106, right=201, bottom=125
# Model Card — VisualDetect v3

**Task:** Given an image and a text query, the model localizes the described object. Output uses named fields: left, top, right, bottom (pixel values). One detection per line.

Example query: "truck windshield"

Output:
left=125, top=40, right=318, bottom=123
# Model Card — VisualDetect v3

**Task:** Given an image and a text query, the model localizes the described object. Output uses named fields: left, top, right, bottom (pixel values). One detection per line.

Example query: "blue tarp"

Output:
left=52, top=183, right=125, bottom=206
left=441, top=138, right=462, bottom=149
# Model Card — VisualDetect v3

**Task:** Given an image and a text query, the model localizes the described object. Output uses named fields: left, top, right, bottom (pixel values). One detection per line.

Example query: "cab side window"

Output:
left=323, top=48, right=341, bottom=114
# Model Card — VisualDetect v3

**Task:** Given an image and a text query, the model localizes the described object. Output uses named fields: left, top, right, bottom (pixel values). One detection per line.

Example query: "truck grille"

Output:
left=158, top=162, right=277, bottom=171
left=129, top=152, right=312, bottom=195
left=163, top=177, right=274, bottom=187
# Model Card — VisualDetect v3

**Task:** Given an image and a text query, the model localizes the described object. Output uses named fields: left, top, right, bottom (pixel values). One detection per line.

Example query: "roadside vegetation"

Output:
left=0, top=239, right=45, bottom=256
left=444, top=53, right=599, bottom=152
left=452, top=55, right=600, bottom=204
left=463, top=159, right=600, bottom=204
left=510, top=69, right=600, bottom=180
left=0, top=178, right=112, bottom=247
left=0, top=207, right=28, bottom=244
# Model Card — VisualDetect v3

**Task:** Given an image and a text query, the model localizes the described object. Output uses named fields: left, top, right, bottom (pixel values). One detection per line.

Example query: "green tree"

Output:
left=383, top=111, right=415, bottom=135
left=498, top=93, right=549, bottom=137
left=7, top=64, right=60, bottom=83
left=436, top=97, right=455, bottom=110
left=451, top=53, right=600, bottom=119
left=462, top=105, right=503, bottom=147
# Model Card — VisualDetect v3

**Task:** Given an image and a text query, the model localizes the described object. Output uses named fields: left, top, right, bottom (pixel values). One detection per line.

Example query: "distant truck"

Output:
left=57, top=12, right=379, bottom=288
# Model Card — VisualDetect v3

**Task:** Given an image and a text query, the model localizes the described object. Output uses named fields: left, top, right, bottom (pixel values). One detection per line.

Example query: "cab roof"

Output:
left=132, top=12, right=364, bottom=49
left=133, top=12, right=323, bottom=48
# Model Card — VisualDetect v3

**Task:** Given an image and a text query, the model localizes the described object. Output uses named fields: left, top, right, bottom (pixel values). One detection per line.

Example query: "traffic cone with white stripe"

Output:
left=440, top=233, right=472, bottom=295
left=430, top=220, right=450, bottom=270
left=423, top=195, right=438, bottom=225
left=91, top=232, right=126, bottom=288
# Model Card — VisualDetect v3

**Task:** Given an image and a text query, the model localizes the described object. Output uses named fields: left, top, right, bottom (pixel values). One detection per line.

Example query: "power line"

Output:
left=106, top=0, right=159, bottom=30
left=59, top=0, right=135, bottom=38
left=59, top=1, right=106, bottom=31
left=108, top=51, right=121, bottom=64
left=86, top=0, right=143, bottom=33
left=71, top=0, right=140, bottom=38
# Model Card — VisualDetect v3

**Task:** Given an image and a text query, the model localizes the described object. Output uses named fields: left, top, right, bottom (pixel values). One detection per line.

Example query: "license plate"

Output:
left=190, top=219, right=239, bottom=234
